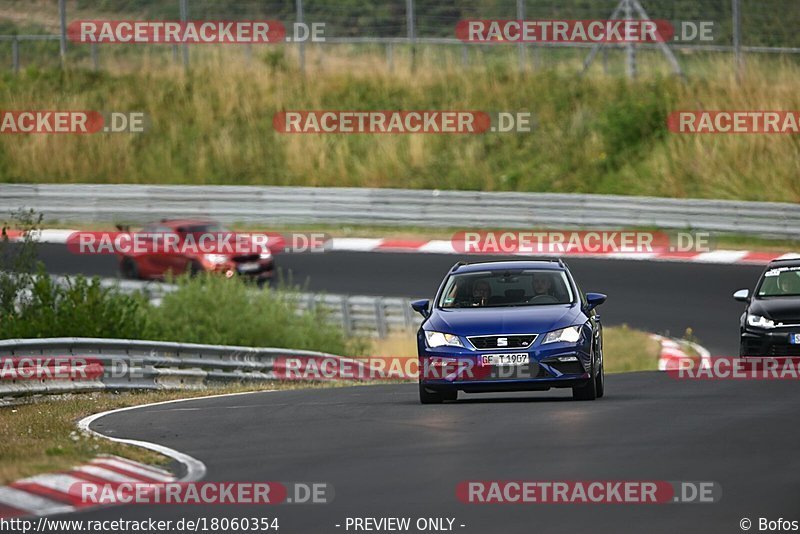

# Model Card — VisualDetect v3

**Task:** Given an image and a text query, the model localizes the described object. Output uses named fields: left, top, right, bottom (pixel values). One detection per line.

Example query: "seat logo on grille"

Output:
left=497, top=337, right=508, bottom=347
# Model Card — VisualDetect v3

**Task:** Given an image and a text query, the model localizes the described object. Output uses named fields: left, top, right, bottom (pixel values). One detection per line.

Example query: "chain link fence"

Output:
left=1, top=0, right=799, bottom=76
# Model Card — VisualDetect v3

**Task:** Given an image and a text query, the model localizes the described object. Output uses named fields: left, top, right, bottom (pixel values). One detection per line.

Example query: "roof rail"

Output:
left=767, top=256, right=800, bottom=264
left=450, top=258, right=566, bottom=270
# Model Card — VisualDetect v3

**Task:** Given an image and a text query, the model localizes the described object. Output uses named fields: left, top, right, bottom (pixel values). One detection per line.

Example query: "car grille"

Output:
left=467, top=334, right=537, bottom=350
left=742, top=338, right=800, bottom=357
left=768, top=344, right=800, bottom=356
left=233, top=254, right=261, bottom=262
left=461, top=363, right=552, bottom=381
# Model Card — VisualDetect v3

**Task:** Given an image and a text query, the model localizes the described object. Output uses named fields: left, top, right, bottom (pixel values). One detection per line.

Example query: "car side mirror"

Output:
left=733, top=289, right=750, bottom=302
left=411, top=299, right=431, bottom=318
left=584, top=293, right=607, bottom=311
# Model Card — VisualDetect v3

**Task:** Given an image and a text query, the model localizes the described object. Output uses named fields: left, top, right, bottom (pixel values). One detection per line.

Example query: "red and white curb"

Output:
left=0, top=455, right=175, bottom=519
left=4, top=230, right=792, bottom=265
left=329, top=237, right=790, bottom=265
left=0, top=393, right=220, bottom=519
left=652, top=335, right=712, bottom=371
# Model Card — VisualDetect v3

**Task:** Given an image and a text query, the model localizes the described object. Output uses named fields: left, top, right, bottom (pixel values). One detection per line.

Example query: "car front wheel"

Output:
left=595, top=361, right=605, bottom=398
left=573, top=356, right=598, bottom=401
left=120, top=257, right=139, bottom=280
left=419, top=383, right=457, bottom=404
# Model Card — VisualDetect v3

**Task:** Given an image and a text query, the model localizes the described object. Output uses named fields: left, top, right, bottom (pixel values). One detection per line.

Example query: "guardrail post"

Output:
left=374, top=297, right=387, bottom=338
left=403, top=300, right=414, bottom=330
left=340, top=296, right=352, bottom=335
left=11, top=36, right=19, bottom=74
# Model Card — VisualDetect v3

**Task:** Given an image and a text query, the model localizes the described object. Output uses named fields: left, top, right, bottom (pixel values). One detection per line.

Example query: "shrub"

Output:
left=144, top=274, right=361, bottom=355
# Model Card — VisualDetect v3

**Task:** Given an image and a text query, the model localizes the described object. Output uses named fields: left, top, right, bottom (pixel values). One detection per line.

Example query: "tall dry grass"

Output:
left=0, top=46, right=798, bottom=200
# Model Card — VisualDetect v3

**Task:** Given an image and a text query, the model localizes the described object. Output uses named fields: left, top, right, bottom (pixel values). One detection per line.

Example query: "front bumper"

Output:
left=211, top=259, right=275, bottom=280
left=741, top=327, right=800, bottom=357
left=418, top=342, right=592, bottom=392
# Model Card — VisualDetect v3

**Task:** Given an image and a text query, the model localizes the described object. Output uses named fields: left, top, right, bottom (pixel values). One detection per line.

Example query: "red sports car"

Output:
left=117, top=219, right=277, bottom=284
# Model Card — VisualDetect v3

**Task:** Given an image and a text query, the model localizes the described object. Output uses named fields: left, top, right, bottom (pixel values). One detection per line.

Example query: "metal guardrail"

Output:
left=0, top=337, right=355, bottom=399
left=51, top=276, right=423, bottom=338
left=3, top=184, right=800, bottom=237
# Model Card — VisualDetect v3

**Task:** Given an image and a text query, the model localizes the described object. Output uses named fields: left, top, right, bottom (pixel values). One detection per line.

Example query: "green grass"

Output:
left=602, top=324, right=662, bottom=373
left=0, top=381, right=381, bottom=485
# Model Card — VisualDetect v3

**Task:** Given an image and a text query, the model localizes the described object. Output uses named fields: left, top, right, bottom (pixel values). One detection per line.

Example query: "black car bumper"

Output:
left=741, top=329, right=800, bottom=357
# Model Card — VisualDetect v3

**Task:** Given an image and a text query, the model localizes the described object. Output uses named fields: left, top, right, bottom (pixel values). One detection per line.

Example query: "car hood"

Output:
left=750, top=297, right=800, bottom=323
left=426, top=304, right=583, bottom=336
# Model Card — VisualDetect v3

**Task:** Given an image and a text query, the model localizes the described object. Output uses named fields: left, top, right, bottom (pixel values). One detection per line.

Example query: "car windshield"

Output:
left=178, top=223, right=229, bottom=234
left=757, top=266, right=800, bottom=297
left=438, top=269, right=574, bottom=308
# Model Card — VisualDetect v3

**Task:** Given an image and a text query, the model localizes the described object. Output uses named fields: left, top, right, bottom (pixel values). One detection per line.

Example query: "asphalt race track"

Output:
left=32, top=243, right=763, bottom=353
left=23, top=243, right=800, bottom=533
left=60, top=377, right=800, bottom=534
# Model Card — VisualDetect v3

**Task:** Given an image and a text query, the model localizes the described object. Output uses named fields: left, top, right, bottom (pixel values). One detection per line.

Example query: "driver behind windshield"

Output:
left=777, top=271, right=800, bottom=295
left=471, top=279, right=491, bottom=307
left=530, top=273, right=555, bottom=299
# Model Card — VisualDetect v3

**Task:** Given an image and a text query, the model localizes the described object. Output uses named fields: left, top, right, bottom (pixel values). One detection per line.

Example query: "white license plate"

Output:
left=790, top=334, right=800, bottom=344
left=238, top=262, right=261, bottom=272
left=480, top=353, right=530, bottom=366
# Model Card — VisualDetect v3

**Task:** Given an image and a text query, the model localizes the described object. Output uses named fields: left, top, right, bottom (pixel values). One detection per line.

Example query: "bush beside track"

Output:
left=1, top=271, right=361, bottom=355
left=0, top=212, right=360, bottom=354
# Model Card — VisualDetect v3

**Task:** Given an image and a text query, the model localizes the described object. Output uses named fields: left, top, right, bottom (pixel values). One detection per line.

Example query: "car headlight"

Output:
left=542, top=326, right=582, bottom=344
left=425, top=331, right=464, bottom=348
left=747, top=314, right=775, bottom=329
left=204, top=254, right=228, bottom=265
left=259, top=251, right=271, bottom=260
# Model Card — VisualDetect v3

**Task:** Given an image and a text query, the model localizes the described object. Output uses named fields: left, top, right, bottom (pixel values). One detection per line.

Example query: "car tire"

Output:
left=188, top=260, right=204, bottom=277
left=419, top=383, right=456, bottom=404
left=120, top=257, right=139, bottom=280
left=443, top=389, right=458, bottom=402
left=595, top=342, right=605, bottom=398
left=595, top=362, right=605, bottom=398
left=573, top=356, right=598, bottom=401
